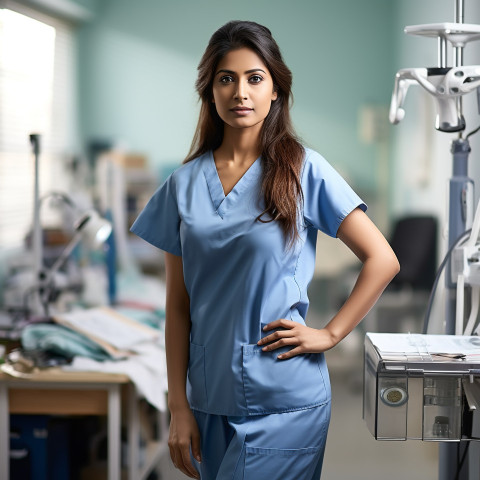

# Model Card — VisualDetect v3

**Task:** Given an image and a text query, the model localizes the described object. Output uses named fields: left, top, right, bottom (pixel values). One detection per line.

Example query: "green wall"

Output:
left=77, top=0, right=395, bottom=194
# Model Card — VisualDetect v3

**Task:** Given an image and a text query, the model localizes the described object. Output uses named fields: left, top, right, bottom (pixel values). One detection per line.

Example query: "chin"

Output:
left=225, top=118, right=266, bottom=130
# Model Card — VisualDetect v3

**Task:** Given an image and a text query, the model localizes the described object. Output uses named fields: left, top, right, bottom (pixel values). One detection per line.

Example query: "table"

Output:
left=0, top=368, right=168, bottom=480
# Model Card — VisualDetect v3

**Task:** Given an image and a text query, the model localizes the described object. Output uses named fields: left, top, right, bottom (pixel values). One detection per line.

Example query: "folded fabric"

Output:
left=64, top=340, right=168, bottom=411
left=21, top=323, right=111, bottom=361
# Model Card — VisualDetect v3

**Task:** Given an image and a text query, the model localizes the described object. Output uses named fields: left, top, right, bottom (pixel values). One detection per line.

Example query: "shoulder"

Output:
left=173, top=152, right=208, bottom=178
left=302, top=146, right=331, bottom=169
left=301, top=146, right=334, bottom=183
left=168, top=151, right=209, bottom=187
left=300, top=145, right=359, bottom=198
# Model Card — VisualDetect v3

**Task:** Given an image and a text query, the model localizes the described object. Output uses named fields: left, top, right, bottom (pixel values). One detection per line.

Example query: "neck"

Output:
left=217, top=124, right=262, bottom=163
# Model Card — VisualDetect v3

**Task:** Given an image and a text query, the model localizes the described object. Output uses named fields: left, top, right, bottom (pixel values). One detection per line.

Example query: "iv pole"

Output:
left=442, top=2, right=476, bottom=480
left=445, top=0, right=473, bottom=334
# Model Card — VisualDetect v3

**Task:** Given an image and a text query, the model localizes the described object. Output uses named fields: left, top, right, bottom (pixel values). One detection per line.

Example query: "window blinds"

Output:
left=0, top=2, right=77, bottom=249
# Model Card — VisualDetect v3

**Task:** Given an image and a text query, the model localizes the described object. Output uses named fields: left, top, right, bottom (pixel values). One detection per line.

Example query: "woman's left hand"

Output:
left=257, top=319, right=337, bottom=360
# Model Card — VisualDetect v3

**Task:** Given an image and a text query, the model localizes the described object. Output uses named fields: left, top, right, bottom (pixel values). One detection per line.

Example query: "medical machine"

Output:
left=364, top=1, right=480, bottom=479
left=389, top=26, right=480, bottom=133
left=364, top=333, right=480, bottom=442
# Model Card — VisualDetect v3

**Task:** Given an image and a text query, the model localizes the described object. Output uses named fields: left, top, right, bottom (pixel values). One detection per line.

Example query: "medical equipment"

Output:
left=387, top=0, right=480, bottom=330
left=3, top=135, right=112, bottom=320
left=364, top=1, right=480, bottom=479
left=389, top=22, right=480, bottom=133
left=451, top=200, right=480, bottom=336
left=364, top=333, right=480, bottom=441
left=36, top=208, right=112, bottom=313
left=390, top=65, right=480, bottom=132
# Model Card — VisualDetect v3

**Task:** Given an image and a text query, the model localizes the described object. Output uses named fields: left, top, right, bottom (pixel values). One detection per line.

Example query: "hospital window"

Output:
left=0, top=4, right=77, bottom=250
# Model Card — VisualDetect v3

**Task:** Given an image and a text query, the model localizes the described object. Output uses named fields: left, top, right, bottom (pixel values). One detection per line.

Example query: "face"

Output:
left=212, top=47, right=278, bottom=131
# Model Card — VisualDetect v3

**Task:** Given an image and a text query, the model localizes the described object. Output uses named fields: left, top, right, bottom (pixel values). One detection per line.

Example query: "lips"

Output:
left=231, top=106, right=253, bottom=112
left=230, top=106, right=254, bottom=117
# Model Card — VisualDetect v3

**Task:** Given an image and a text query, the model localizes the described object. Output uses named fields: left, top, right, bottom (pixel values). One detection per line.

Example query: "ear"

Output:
left=271, top=90, right=278, bottom=101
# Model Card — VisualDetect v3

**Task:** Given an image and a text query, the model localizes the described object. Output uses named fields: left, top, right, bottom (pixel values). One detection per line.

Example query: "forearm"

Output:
left=164, top=252, right=192, bottom=413
left=325, top=254, right=399, bottom=346
left=165, top=305, right=191, bottom=412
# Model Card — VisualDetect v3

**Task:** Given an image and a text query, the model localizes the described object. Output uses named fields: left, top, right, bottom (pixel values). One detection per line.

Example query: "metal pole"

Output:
left=31, top=134, right=41, bottom=277
left=440, top=138, right=473, bottom=480
left=454, top=0, right=464, bottom=118
left=439, top=144, right=473, bottom=480
left=0, top=383, right=9, bottom=480
left=438, top=37, right=448, bottom=68
left=108, top=384, right=121, bottom=480
left=30, top=133, right=43, bottom=315
left=456, top=0, right=464, bottom=23
left=440, top=3, right=471, bottom=478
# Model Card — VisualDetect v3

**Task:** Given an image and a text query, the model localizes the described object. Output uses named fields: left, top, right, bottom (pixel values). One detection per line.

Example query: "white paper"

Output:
left=367, top=333, right=480, bottom=356
left=55, top=307, right=159, bottom=350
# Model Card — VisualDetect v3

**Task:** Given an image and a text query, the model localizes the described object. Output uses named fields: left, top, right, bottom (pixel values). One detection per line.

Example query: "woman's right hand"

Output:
left=168, top=406, right=202, bottom=479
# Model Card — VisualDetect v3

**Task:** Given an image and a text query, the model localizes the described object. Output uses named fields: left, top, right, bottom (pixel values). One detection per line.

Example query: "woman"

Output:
left=131, top=20, right=399, bottom=480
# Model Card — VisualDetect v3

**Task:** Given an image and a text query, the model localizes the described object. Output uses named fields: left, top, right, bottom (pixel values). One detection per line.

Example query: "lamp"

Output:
left=29, top=134, right=112, bottom=316
left=44, top=209, right=112, bottom=283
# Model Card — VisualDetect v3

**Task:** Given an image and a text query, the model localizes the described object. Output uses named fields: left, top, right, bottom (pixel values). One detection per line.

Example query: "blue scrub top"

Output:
left=131, top=147, right=366, bottom=416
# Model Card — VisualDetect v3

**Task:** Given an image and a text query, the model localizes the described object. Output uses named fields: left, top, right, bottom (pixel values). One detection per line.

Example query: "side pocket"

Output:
left=186, top=343, right=208, bottom=410
left=243, top=446, right=322, bottom=480
left=242, top=344, right=329, bottom=414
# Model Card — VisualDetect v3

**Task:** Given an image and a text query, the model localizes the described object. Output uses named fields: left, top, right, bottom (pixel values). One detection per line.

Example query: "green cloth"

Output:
left=21, top=323, right=111, bottom=361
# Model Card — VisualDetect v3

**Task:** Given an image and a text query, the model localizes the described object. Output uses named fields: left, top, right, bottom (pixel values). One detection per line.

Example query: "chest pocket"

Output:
left=241, top=345, right=330, bottom=415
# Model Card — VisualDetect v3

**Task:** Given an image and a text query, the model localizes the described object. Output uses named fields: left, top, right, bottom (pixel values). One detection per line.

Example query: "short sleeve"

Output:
left=302, top=149, right=367, bottom=238
left=130, top=173, right=182, bottom=255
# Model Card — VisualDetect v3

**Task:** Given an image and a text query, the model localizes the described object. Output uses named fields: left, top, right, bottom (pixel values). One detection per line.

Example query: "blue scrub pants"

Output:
left=192, top=402, right=331, bottom=480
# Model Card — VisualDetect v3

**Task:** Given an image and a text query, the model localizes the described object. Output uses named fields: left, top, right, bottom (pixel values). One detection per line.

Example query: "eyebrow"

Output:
left=215, top=68, right=267, bottom=76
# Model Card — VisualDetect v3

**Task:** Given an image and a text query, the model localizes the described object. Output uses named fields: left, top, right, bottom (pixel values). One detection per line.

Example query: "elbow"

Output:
left=388, top=252, right=401, bottom=281
left=370, top=249, right=400, bottom=284
left=367, top=247, right=400, bottom=277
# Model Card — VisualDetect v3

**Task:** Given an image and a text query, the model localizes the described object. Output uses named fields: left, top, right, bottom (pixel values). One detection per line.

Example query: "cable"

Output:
left=422, top=229, right=472, bottom=334
left=467, top=199, right=480, bottom=248
left=464, top=286, right=480, bottom=335
left=455, top=273, right=465, bottom=335
left=466, top=124, right=480, bottom=140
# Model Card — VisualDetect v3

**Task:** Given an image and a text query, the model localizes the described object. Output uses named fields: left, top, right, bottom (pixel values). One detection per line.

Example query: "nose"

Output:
left=234, top=79, right=248, bottom=100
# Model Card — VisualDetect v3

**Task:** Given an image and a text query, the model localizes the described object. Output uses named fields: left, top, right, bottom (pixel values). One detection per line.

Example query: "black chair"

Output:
left=366, top=215, right=438, bottom=333
left=389, top=215, right=438, bottom=291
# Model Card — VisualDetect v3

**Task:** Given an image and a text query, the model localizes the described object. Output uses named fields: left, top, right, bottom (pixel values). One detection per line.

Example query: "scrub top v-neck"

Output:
left=202, top=151, right=261, bottom=218
left=131, top=147, right=366, bottom=416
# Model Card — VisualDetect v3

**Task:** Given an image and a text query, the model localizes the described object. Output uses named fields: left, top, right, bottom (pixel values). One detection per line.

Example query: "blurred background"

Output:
left=1, top=0, right=480, bottom=479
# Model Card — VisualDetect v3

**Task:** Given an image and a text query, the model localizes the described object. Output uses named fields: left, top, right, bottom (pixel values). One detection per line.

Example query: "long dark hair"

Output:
left=185, top=20, right=304, bottom=245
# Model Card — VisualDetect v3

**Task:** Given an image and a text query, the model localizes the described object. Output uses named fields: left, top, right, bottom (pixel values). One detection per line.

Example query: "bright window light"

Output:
left=0, top=8, right=67, bottom=249
left=0, top=9, right=56, bottom=140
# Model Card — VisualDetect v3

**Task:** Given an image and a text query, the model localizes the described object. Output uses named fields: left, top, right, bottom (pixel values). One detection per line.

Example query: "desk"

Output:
left=0, top=369, right=168, bottom=480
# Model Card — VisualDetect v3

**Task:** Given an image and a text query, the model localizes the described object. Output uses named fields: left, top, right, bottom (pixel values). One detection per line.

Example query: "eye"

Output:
left=219, top=75, right=234, bottom=84
left=249, top=74, right=263, bottom=84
